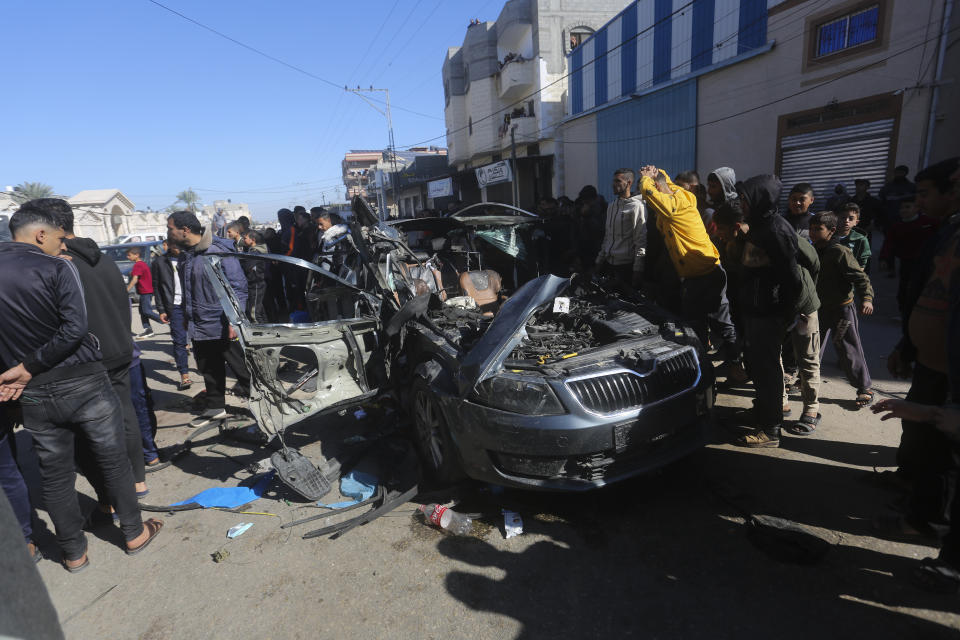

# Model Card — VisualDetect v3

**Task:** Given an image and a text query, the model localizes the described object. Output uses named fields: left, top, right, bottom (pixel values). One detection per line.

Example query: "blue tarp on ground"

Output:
left=172, top=472, right=275, bottom=508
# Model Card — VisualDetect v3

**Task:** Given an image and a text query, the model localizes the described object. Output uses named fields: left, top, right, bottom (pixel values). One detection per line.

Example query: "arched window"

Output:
left=568, top=26, right=594, bottom=52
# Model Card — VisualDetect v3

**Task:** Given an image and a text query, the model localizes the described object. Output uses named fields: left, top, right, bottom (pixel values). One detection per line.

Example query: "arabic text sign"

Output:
left=475, top=160, right=513, bottom=188
left=427, top=177, right=453, bottom=199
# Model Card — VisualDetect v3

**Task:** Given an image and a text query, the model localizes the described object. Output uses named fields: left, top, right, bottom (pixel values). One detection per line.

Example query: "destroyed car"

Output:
left=202, top=198, right=713, bottom=493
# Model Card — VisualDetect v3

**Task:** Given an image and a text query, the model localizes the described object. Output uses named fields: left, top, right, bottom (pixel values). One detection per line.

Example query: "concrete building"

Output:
left=342, top=150, right=382, bottom=200
left=558, top=0, right=957, bottom=205
left=67, top=189, right=141, bottom=245
left=344, top=147, right=448, bottom=216
left=442, top=0, right=630, bottom=208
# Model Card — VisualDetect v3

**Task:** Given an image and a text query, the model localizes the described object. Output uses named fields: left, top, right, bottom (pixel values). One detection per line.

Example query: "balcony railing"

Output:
left=498, top=57, right=535, bottom=100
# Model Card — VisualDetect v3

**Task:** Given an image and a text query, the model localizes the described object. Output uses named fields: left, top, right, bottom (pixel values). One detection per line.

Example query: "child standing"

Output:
left=809, top=212, right=876, bottom=407
left=126, top=246, right=162, bottom=339
left=835, top=203, right=872, bottom=270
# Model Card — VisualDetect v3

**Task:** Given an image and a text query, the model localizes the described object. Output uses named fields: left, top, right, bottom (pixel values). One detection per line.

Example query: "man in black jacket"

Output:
left=0, top=205, right=161, bottom=570
left=152, top=241, right=192, bottom=390
left=45, top=200, right=149, bottom=499
left=734, top=175, right=802, bottom=448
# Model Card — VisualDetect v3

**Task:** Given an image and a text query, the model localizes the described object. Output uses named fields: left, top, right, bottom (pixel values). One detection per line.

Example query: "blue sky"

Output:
left=2, top=0, right=506, bottom=221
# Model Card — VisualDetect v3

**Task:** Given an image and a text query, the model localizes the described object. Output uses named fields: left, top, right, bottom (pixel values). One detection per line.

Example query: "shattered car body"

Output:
left=203, top=197, right=713, bottom=492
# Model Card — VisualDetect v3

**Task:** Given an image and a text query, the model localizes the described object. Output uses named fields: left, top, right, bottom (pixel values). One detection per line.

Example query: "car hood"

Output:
left=456, top=274, right=569, bottom=397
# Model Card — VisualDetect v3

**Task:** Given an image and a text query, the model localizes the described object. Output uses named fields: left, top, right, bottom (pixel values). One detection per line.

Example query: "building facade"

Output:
left=559, top=0, right=957, bottom=204
left=442, top=0, right=630, bottom=208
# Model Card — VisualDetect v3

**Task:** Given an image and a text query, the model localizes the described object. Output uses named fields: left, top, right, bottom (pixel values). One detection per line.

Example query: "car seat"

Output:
left=459, top=270, right=502, bottom=316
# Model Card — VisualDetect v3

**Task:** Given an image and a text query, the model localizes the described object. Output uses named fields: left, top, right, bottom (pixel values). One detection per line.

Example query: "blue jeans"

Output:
left=169, top=306, right=190, bottom=375
left=0, top=426, right=32, bottom=542
left=21, top=372, right=143, bottom=560
left=138, top=293, right=163, bottom=331
left=129, top=362, right=159, bottom=463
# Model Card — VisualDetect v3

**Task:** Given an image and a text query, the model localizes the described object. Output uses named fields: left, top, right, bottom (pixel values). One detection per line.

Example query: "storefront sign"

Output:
left=427, top=177, right=453, bottom=199
left=475, top=160, right=513, bottom=188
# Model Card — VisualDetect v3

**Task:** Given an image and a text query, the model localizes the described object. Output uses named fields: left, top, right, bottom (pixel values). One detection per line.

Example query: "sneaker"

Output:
left=189, top=409, right=228, bottom=428
left=135, top=330, right=155, bottom=340
left=736, top=427, right=780, bottom=448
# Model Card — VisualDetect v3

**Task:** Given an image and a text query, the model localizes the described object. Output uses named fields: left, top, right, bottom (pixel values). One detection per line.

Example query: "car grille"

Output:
left=565, top=349, right=699, bottom=415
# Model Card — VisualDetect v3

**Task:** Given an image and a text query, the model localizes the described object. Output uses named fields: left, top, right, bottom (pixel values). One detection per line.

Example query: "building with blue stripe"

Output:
left=558, top=0, right=955, bottom=207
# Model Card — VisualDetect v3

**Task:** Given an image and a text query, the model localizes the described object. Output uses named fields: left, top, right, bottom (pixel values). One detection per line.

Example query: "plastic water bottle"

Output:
left=419, top=503, right=472, bottom=535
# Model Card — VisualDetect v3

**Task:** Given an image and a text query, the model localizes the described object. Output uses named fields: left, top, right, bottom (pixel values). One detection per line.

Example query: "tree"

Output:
left=11, top=181, right=55, bottom=204
left=175, top=188, right=200, bottom=212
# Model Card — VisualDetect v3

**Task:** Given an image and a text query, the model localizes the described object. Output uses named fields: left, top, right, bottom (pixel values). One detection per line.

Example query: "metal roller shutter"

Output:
left=778, top=118, right=894, bottom=209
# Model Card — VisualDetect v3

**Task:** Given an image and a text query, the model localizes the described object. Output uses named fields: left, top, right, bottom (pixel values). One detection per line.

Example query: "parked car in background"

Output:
left=114, top=232, right=166, bottom=244
left=100, top=240, right=164, bottom=295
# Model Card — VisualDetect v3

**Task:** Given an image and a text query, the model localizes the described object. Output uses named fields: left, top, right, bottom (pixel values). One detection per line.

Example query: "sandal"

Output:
left=178, top=379, right=193, bottom=391
left=856, top=389, right=875, bottom=408
left=126, top=518, right=163, bottom=555
left=63, top=553, right=89, bottom=573
left=786, top=413, right=821, bottom=436
left=913, top=557, right=960, bottom=594
left=782, top=404, right=792, bottom=417
left=28, top=541, right=42, bottom=564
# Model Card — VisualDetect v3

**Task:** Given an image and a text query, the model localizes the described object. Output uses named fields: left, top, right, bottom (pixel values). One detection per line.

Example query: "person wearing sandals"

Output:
left=0, top=206, right=162, bottom=572
left=783, top=233, right=822, bottom=436
left=808, top=212, right=875, bottom=409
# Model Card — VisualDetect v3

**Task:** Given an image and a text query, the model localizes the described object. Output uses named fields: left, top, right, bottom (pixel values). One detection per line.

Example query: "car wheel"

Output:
left=410, top=378, right=463, bottom=485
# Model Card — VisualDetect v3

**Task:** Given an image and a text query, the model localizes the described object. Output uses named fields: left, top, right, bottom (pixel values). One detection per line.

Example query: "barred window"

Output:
left=815, top=5, right=880, bottom=58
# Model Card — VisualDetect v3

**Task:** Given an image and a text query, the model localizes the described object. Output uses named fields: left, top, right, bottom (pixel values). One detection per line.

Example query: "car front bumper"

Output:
left=436, top=382, right=713, bottom=491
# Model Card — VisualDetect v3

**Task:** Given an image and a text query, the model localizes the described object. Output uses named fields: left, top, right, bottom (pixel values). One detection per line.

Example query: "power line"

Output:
left=552, top=24, right=960, bottom=146
left=144, top=0, right=441, bottom=121
left=396, top=0, right=697, bottom=148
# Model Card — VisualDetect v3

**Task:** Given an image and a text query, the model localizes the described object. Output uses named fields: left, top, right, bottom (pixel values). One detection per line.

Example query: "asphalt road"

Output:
left=13, top=271, right=960, bottom=640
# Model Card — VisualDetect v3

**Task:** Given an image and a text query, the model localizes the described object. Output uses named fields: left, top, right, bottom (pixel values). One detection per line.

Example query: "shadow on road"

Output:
left=435, top=447, right=959, bottom=639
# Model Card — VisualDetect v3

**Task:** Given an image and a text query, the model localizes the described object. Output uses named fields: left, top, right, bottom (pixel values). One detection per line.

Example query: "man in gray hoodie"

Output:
left=596, top=168, right=647, bottom=287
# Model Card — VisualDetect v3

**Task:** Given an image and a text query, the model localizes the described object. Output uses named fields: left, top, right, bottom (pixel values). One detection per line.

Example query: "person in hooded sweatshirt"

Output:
left=733, top=176, right=802, bottom=448
left=596, top=168, right=647, bottom=288
left=166, top=211, right=251, bottom=428
left=706, top=167, right=739, bottom=230
left=45, top=200, right=150, bottom=504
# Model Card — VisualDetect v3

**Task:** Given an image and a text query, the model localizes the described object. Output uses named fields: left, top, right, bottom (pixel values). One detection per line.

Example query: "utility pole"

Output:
left=510, top=124, right=519, bottom=208
left=345, top=86, right=399, bottom=221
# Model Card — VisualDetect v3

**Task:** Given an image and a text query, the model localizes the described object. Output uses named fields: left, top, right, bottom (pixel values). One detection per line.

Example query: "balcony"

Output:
left=498, top=114, right=538, bottom=151
left=498, top=57, right=535, bottom=100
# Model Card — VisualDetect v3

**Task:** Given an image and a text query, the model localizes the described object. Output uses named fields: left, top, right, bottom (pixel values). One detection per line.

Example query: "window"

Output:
left=468, top=117, right=473, bottom=136
left=568, top=27, right=594, bottom=52
left=815, top=4, right=879, bottom=58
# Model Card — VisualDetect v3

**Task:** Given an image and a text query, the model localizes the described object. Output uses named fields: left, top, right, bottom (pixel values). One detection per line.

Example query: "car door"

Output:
left=202, top=252, right=382, bottom=439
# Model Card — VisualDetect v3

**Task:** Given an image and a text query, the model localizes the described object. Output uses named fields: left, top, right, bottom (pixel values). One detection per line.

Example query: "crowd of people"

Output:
left=0, top=155, right=957, bottom=594
left=529, top=157, right=957, bottom=591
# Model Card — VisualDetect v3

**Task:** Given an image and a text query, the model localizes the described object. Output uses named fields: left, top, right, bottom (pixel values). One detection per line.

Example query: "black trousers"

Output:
left=247, top=281, right=267, bottom=324
left=681, top=266, right=738, bottom=361
left=743, top=314, right=788, bottom=429
left=21, top=373, right=143, bottom=560
left=193, top=339, right=251, bottom=410
left=75, top=363, right=146, bottom=500
left=898, top=363, right=954, bottom=530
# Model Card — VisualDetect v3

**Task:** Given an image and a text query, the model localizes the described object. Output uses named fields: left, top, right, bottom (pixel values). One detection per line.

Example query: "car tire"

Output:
left=410, top=377, right=463, bottom=485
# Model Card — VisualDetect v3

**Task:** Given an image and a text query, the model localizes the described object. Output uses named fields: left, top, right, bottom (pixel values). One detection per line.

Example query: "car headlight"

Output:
left=472, top=373, right=565, bottom=415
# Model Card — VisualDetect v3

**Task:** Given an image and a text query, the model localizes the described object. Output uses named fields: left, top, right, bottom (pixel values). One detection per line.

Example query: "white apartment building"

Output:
left=442, top=0, right=630, bottom=208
